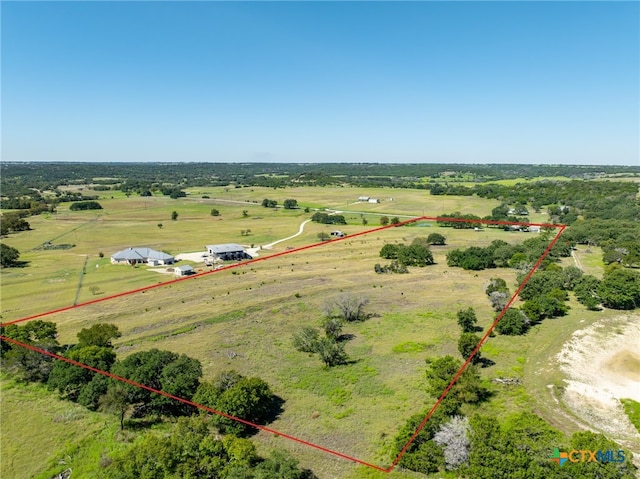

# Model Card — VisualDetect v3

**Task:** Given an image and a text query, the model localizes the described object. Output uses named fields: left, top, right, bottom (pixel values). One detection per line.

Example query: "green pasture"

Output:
left=1, top=187, right=613, bottom=478
left=0, top=375, right=110, bottom=479
left=1, top=187, right=511, bottom=322
left=14, top=220, right=542, bottom=473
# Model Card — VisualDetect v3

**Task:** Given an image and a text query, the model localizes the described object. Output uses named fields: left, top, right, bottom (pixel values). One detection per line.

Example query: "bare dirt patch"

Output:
left=556, top=314, right=640, bottom=454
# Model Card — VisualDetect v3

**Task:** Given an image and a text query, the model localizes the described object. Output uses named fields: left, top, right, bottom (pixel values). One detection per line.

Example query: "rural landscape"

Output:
left=2, top=1, right=638, bottom=477
left=1, top=162, right=639, bottom=479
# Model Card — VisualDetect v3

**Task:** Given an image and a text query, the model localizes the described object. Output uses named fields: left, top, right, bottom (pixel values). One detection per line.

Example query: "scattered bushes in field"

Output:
left=323, top=294, right=370, bottom=322
left=292, top=295, right=367, bottom=367
left=374, top=261, right=408, bottom=274
left=292, top=327, right=320, bottom=353
left=292, top=326, right=348, bottom=367
left=378, top=240, right=434, bottom=272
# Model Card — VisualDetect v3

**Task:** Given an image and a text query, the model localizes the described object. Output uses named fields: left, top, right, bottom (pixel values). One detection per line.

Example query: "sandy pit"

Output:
left=556, top=314, right=640, bottom=450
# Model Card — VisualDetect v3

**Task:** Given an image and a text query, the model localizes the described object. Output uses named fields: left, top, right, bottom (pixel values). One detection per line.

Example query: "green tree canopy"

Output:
left=457, top=307, right=478, bottom=333
left=458, top=333, right=482, bottom=364
left=598, top=268, right=640, bottom=310
left=194, top=371, right=281, bottom=436
left=48, top=345, right=116, bottom=401
left=426, top=233, right=447, bottom=245
left=495, top=308, right=529, bottom=336
left=110, top=348, right=202, bottom=417
left=1, top=320, right=59, bottom=382
left=77, top=323, right=121, bottom=348
left=0, top=243, right=21, bottom=267
left=380, top=243, right=401, bottom=259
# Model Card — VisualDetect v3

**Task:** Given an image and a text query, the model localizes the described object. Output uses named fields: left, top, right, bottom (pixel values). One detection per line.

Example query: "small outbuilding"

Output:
left=206, top=243, right=252, bottom=261
left=175, top=265, right=195, bottom=276
left=368, top=198, right=380, bottom=203
left=357, top=196, right=370, bottom=202
left=330, top=231, right=345, bottom=238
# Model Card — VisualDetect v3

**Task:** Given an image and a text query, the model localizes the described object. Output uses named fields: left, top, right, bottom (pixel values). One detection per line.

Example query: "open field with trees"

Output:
left=2, top=164, right=639, bottom=478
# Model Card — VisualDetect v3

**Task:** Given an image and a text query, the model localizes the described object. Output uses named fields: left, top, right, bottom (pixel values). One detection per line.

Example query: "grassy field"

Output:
left=1, top=185, right=509, bottom=323
left=2, top=186, right=606, bottom=478
left=0, top=375, right=113, bottom=479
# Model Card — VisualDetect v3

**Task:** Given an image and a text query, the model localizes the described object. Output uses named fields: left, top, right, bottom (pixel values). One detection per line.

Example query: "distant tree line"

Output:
left=4, top=163, right=637, bottom=200
left=430, top=180, right=639, bottom=222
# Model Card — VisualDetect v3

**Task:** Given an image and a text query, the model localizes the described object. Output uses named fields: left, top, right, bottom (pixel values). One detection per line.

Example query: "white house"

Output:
left=111, top=247, right=174, bottom=266
left=357, top=196, right=370, bottom=202
left=368, top=198, right=380, bottom=203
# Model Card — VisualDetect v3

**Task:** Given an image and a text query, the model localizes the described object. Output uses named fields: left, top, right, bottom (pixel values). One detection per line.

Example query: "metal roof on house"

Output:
left=206, top=243, right=246, bottom=254
left=111, top=247, right=174, bottom=261
left=176, top=265, right=194, bottom=272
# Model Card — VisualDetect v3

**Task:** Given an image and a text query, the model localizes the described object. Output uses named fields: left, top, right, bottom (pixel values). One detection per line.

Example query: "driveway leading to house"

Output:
left=261, top=219, right=312, bottom=249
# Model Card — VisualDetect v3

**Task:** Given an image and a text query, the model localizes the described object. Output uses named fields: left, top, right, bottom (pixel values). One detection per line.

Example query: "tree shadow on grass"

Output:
left=4, top=260, right=30, bottom=268
left=337, top=333, right=355, bottom=342
left=477, top=357, right=495, bottom=368
left=123, top=415, right=163, bottom=431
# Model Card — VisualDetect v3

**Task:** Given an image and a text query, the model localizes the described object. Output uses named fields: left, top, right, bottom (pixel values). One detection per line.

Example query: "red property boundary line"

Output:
left=0, top=216, right=566, bottom=473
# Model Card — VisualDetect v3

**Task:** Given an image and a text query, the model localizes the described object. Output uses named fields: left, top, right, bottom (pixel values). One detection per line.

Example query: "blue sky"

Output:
left=2, top=1, right=638, bottom=165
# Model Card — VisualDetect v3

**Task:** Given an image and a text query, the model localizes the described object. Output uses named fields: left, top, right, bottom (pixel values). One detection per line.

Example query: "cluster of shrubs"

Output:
left=447, top=237, right=571, bottom=271
left=70, top=200, right=103, bottom=211
left=310, top=212, right=346, bottom=225
left=375, top=235, right=442, bottom=273
left=292, top=295, right=369, bottom=367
